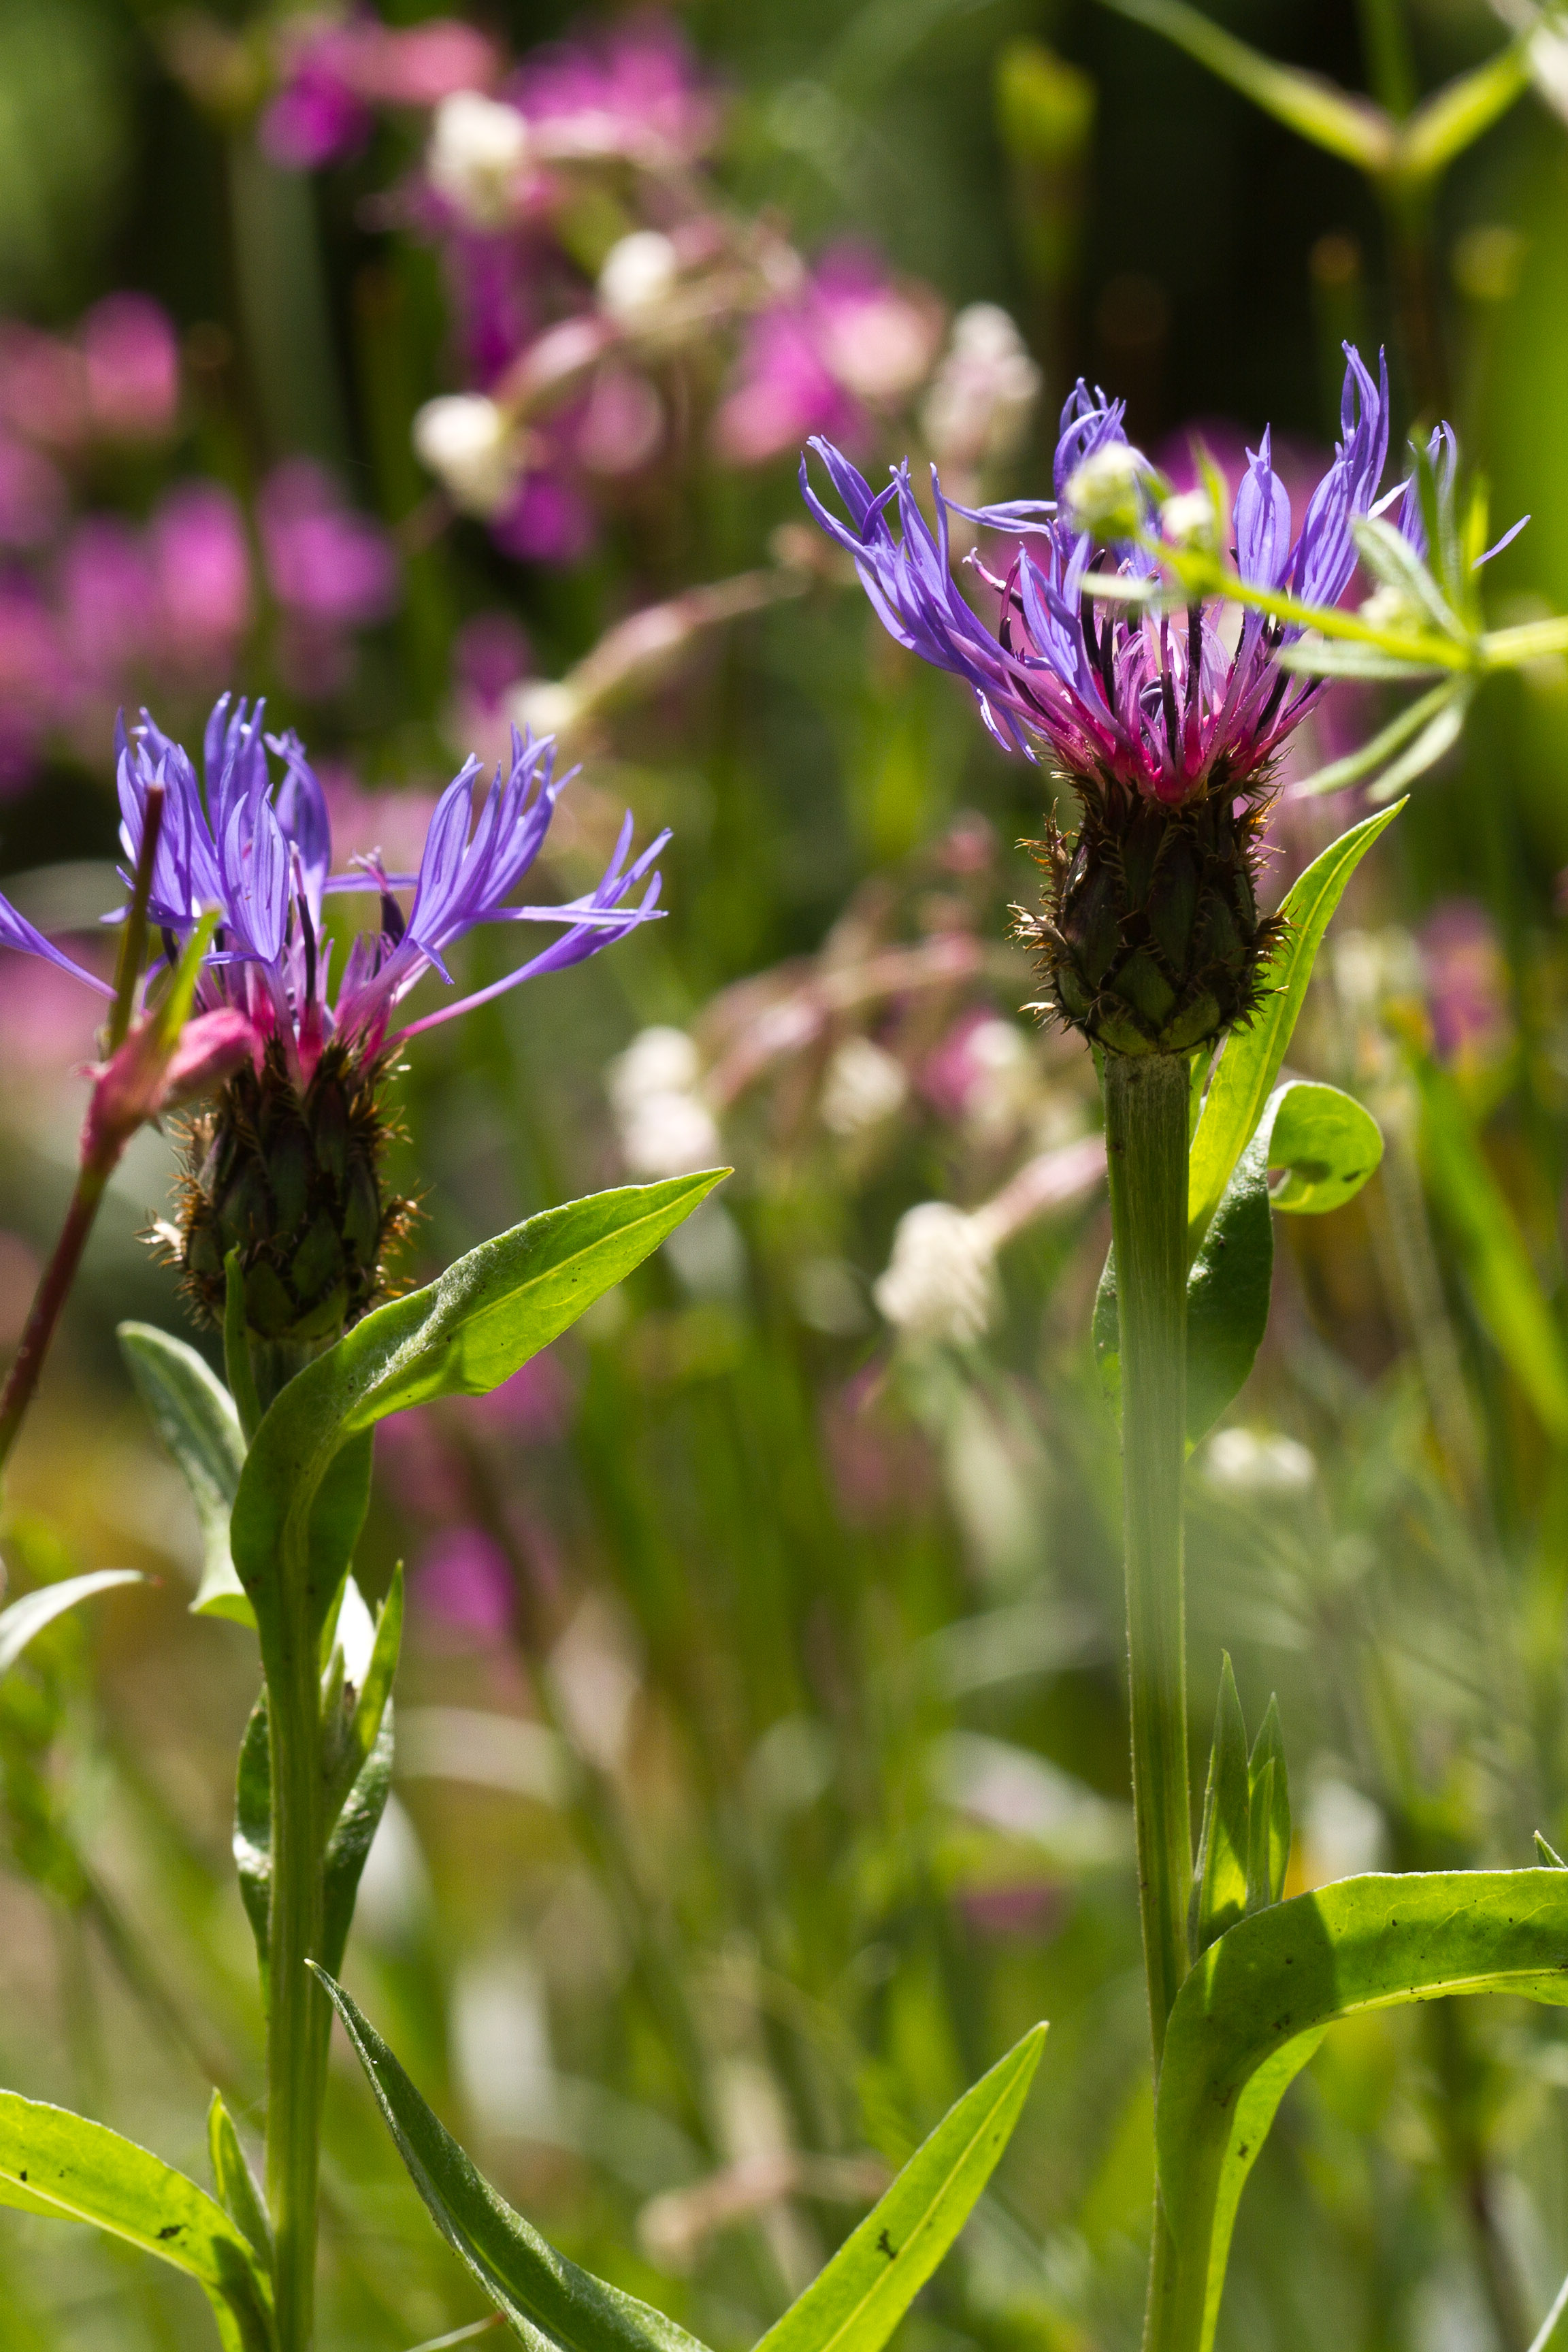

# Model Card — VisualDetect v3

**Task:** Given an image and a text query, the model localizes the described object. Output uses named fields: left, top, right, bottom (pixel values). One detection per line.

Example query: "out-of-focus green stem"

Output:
left=1103, top=1051, right=1192, bottom=2352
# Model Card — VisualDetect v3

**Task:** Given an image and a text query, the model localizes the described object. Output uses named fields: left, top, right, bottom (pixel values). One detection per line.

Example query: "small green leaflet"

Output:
left=1186, top=801, right=1403, bottom=1258
left=119, top=1322, right=251, bottom=1623
left=0, top=2089, right=276, bottom=2352
left=312, top=1969, right=717, bottom=2352
left=1190, top=1657, right=1249, bottom=1953
left=752, top=2023, right=1047, bottom=2352
left=231, top=1174, right=725, bottom=1663
left=1156, top=1869, right=1568, bottom=2352
left=1098, top=1080, right=1382, bottom=1441
left=0, top=1568, right=144, bottom=1679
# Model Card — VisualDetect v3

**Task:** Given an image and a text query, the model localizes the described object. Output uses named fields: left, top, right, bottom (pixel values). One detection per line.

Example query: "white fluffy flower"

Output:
left=1200, top=1427, right=1317, bottom=1496
left=874, top=1202, right=995, bottom=1347
left=597, top=231, right=680, bottom=328
left=1160, top=487, right=1218, bottom=551
left=608, top=1026, right=721, bottom=1177
left=821, top=1036, right=907, bottom=1137
left=412, top=394, right=519, bottom=517
left=506, top=679, right=580, bottom=742
left=920, top=303, right=1041, bottom=472
left=426, top=91, right=529, bottom=230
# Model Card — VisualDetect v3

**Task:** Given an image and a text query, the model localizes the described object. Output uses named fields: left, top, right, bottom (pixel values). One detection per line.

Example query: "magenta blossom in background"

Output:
left=715, top=246, right=942, bottom=467
left=454, top=612, right=532, bottom=710
left=262, top=8, right=499, bottom=169
left=81, top=295, right=180, bottom=441
left=258, top=460, right=400, bottom=630
left=0, top=432, right=65, bottom=551
left=512, top=12, right=720, bottom=164
left=0, top=575, right=68, bottom=789
left=149, top=483, right=254, bottom=672
left=471, top=1350, right=570, bottom=1442
left=1419, top=899, right=1513, bottom=1067
left=412, top=1524, right=516, bottom=1642
left=491, top=467, right=595, bottom=566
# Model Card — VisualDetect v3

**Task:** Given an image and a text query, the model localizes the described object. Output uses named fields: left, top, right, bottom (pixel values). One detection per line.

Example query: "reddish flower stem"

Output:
left=0, top=787, right=165, bottom=1482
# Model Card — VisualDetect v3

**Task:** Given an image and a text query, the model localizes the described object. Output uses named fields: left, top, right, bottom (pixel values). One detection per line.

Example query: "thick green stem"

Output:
left=265, top=1625, right=328, bottom=2351
left=1106, top=1052, right=1193, bottom=2059
left=1104, top=1054, right=1193, bottom=2352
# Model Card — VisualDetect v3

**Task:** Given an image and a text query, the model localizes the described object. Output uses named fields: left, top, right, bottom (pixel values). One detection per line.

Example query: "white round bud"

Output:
left=412, top=394, right=519, bottom=517
left=821, top=1036, right=907, bottom=1137
left=607, top=1027, right=720, bottom=1179
left=1062, top=440, right=1149, bottom=542
left=506, top=679, right=579, bottom=742
left=921, top=304, right=1042, bottom=472
left=597, top=231, right=680, bottom=329
left=873, top=1202, right=996, bottom=1347
left=1160, top=487, right=1218, bottom=551
left=426, top=91, right=529, bottom=231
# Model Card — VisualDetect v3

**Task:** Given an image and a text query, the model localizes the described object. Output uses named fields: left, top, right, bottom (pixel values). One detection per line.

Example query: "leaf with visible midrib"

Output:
left=231, top=1173, right=725, bottom=1663
left=118, top=1323, right=250, bottom=1622
left=1156, top=1869, right=1568, bottom=2352
left=0, top=2090, right=275, bottom=2352
left=311, top=1968, right=715, bottom=2352
left=753, top=2023, right=1047, bottom=2352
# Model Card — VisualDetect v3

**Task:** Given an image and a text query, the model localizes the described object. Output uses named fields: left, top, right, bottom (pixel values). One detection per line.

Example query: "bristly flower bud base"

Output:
left=1018, top=780, right=1284, bottom=1058
left=174, top=1041, right=414, bottom=1346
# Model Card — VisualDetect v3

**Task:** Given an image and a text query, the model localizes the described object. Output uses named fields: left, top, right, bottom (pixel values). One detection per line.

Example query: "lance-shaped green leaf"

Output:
left=753, top=2024, right=1048, bottom=2352
left=1100, top=1081, right=1382, bottom=1441
left=231, top=1175, right=724, bottom=1661
left=1363, top=687, right=1470, bottom=804
left=1290, top=681, right=1469, bottom=800
left=311, top=1967, right=717, bottom=2352
left=1096, top=0, right=1393, bottom=167
left=1413, top=1056, right=1568, bottom=1441
left=1191, top=1656, right=1250, bottom=1954
left=1243, top=1699, right=1290, bottom=1914
left=235, top=1686, right=395, bottom=1985
left=0, top=1568, right=144, bottom=1679
left=323, top=1564, right=402, bottom=1825
left=1187, top=803, right=1403, bottom=1255
left=1156, top=1869, right=1568, bottom=2352
left=119, top=1322, right=251, bottom=1624
left=206, top=2093, right=272, bottom=2270
left=0, top=2089, right=275, bottom=2352
left=1350, top=517, right=1466, bottom=639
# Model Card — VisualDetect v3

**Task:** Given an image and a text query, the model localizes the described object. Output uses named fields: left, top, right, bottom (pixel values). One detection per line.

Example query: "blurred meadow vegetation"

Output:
left=4, top=1, right=1568, bottom=2349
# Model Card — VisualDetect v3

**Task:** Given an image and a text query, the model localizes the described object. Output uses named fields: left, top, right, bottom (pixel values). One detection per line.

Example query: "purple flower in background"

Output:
left=0, top=430, right=65, bottom=550
left=1419, top=898, right=1513, bottom=1067
left=716, top=246, right=942, bottom=468
left=512, top=13, right=720, bottom=165
left=413, top=1525, right=515, bottom=1642
left=0, top=574, right=68, bottom=792
left=0, top=693, right=667, bottom=1077
left=803, top=344, right=1397, bottom=808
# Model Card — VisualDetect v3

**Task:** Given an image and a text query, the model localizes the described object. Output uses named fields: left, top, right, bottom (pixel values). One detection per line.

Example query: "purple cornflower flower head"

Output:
left=802, top=344, right=1396, bottom=811
left=0, top=693, right=668, bottom=1341
left=512, top=13, right=720, bottom=168
left=0, top=693, right=666, bottom=1076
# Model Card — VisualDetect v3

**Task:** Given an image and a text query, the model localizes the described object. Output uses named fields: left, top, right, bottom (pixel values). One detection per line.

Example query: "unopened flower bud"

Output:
left=426, top=91, right=529, bottom=229
left=506, top=678, right=579, bottom=741
left=84, top=1006, right=257, bottom=1163
left=413, top=394, right=519, bottom=517
left=1062, top=441, right=1149, bottom=542
left=873, top=1202, right=995, bottom=1347
left=597, top=231, right=679, bottom=329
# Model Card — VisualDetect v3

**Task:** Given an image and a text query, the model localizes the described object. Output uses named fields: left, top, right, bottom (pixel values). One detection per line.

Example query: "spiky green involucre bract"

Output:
left=1015, top=777, right=1286, bottom=1058
left=172, top=1041, right=416, bottom=1345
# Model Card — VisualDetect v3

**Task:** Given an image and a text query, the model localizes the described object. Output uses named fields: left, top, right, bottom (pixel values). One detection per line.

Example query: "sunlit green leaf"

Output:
left=0, top=1569, right=144, bottom=1680
left=231, top=1175, right=725, bottom=1666
left=1365, top=689, right=1470, bottom=803
left=0, top=2089, right=275, bottom=2352
left=311, top=1968, right=717, bottom=2352
left=118, top=1322, right=251, bottom=1624
left=753, top=2025, right=1047, bottom=2352
left=1413, top=1056, right=1568, bottom=1441
left=1191, top=1655, right=1249, bottom=1953
left=1156, top=1869, right=1568, bottom=2352
left=1187, top=804, right=1403, bottom=1254
left=1096, top=0, right=1393, bottom=167
left=206, top=2093, right=271, bottom=2270
left=1243, top=1697, right=1289, bottom=1913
